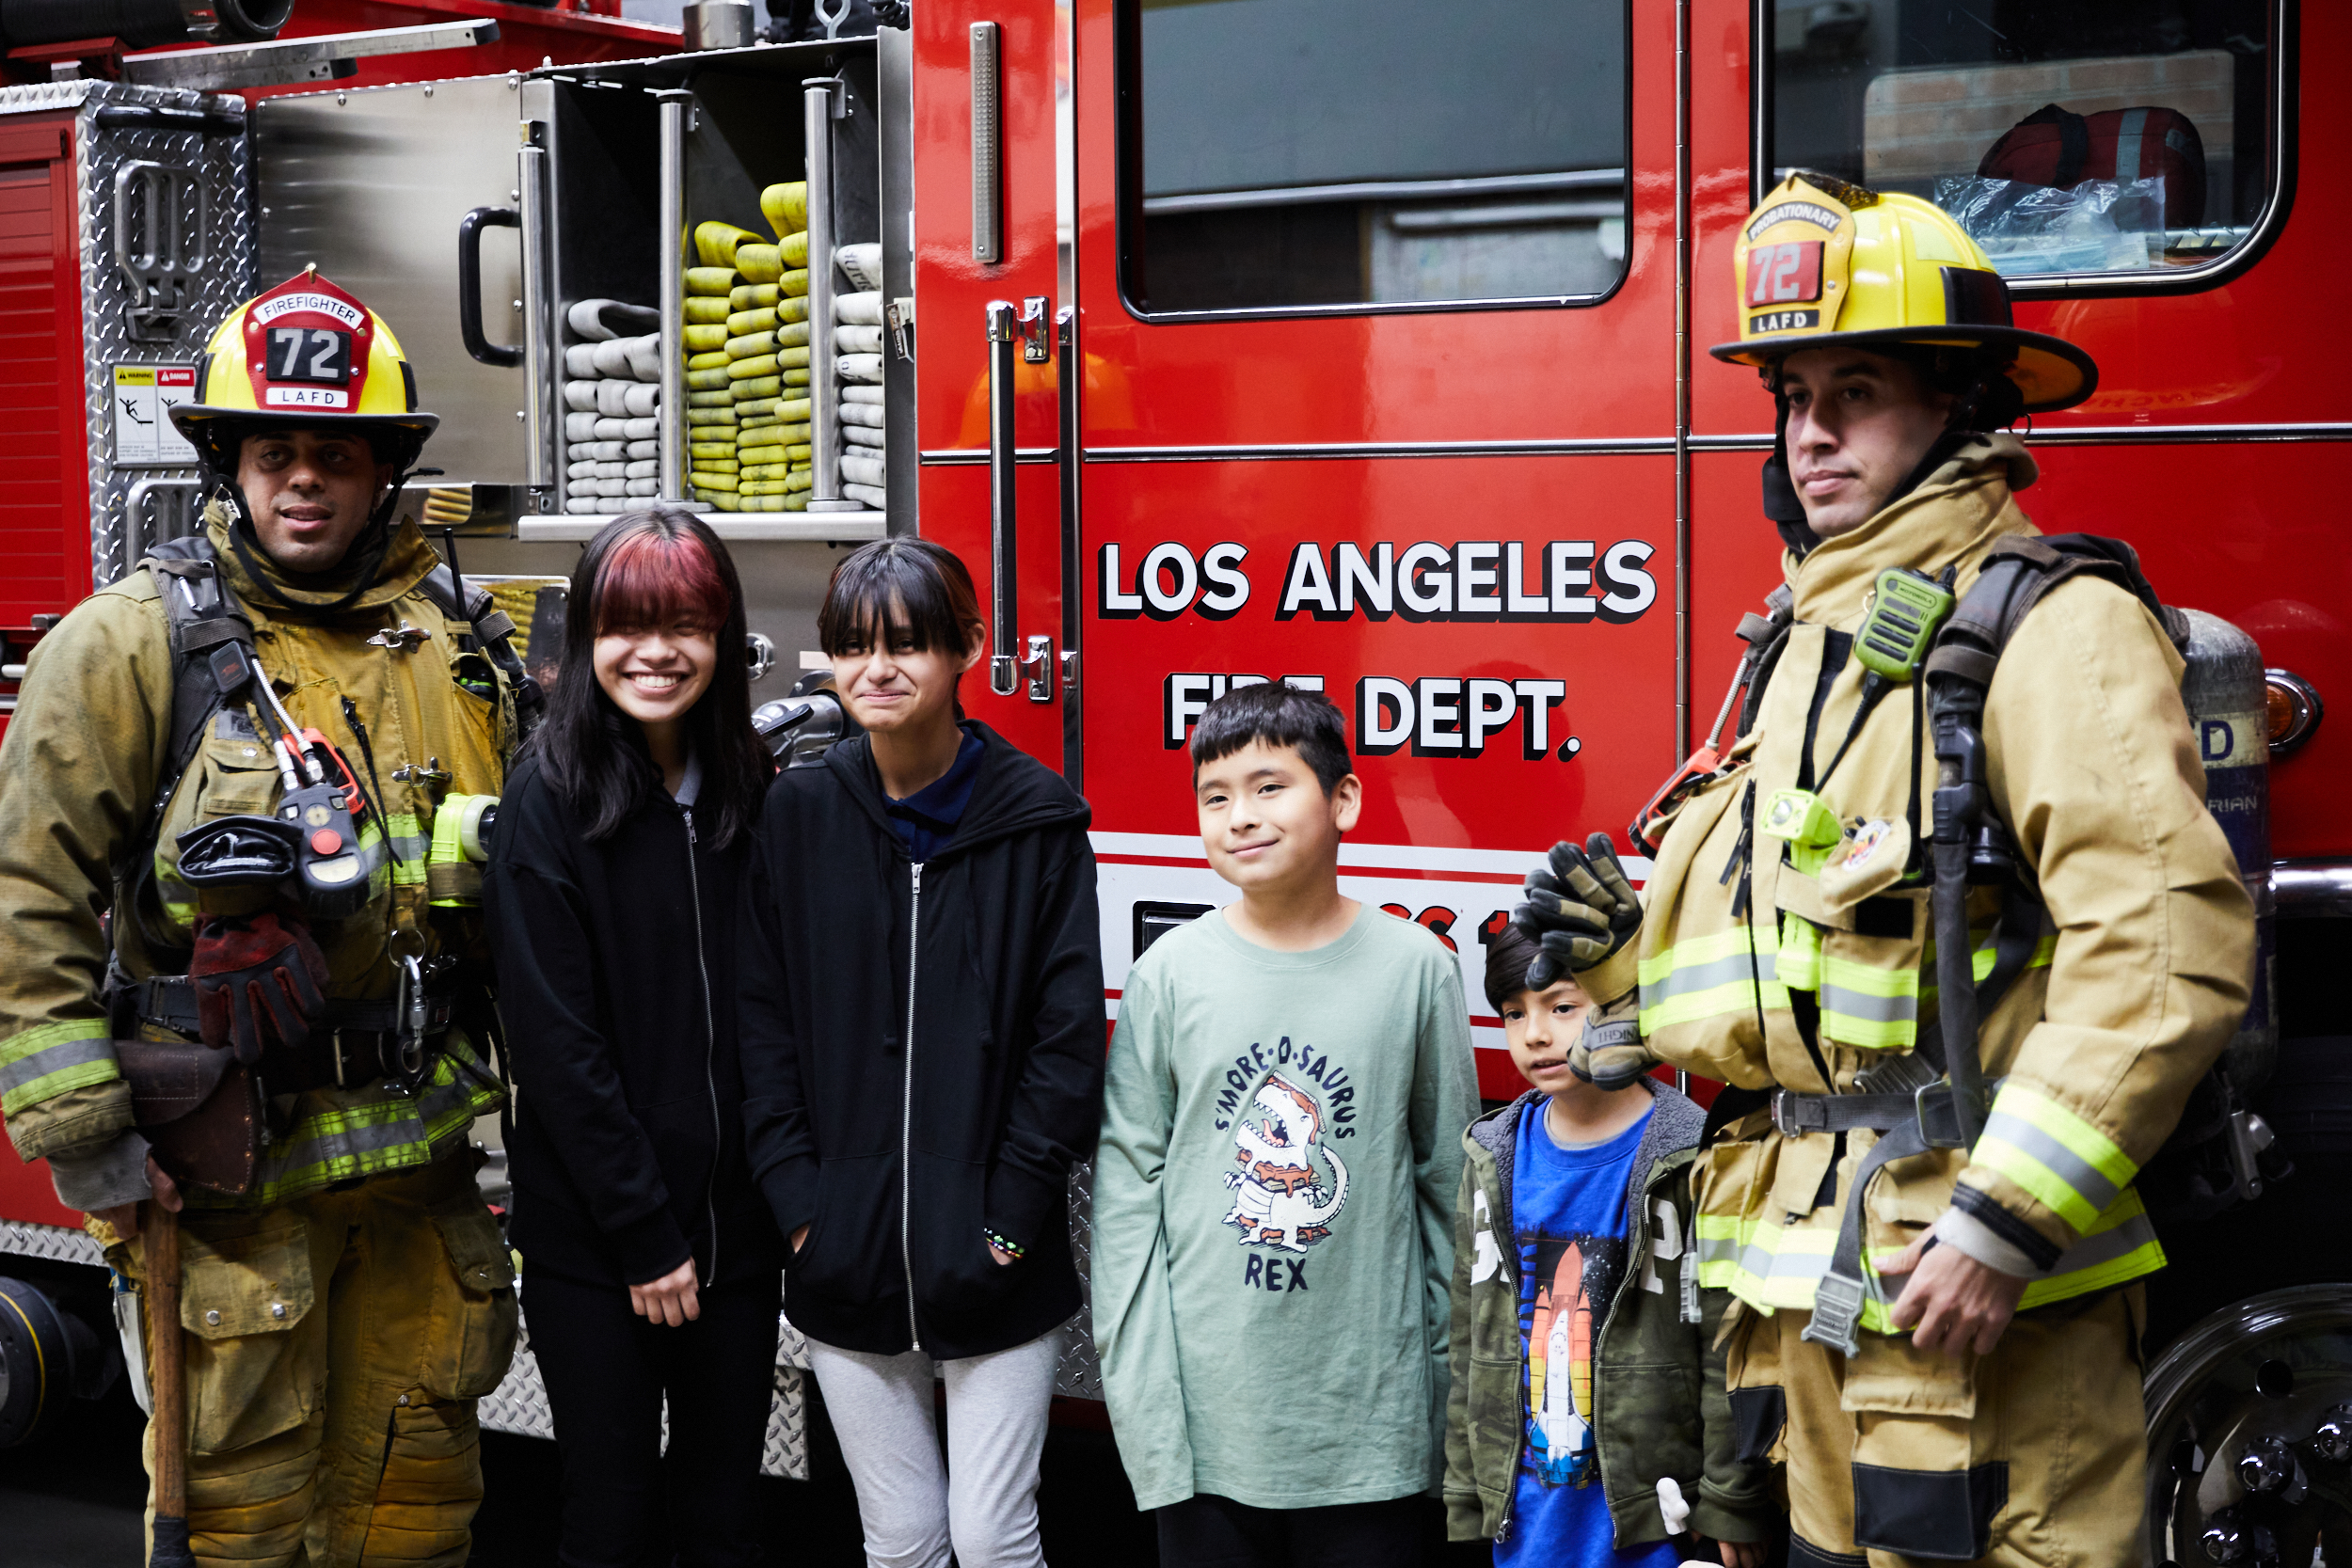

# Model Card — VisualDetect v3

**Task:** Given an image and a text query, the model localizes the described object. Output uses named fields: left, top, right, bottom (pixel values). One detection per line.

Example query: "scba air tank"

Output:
left=2180, top=609, right=2276, bottom=1094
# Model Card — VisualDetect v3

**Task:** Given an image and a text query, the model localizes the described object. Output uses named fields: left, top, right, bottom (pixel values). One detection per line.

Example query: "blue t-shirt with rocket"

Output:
left=1496, top=1099, right=1678, bottom=1568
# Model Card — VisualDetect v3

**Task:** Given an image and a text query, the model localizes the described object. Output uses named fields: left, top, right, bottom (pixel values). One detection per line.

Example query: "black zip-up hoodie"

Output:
left=739, top=721, right=1104, bottom=1359
left=485, top=752, right=784, bottom=1290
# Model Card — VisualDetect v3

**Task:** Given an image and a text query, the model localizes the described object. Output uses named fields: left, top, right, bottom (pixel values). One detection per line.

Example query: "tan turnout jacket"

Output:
left=0, top=509, right=509, bottom=1207
left=1611, top=435, right=2252, bottom=1325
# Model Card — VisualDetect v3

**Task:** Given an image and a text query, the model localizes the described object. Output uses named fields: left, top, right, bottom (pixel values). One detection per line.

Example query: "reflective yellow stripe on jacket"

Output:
left=1638, top=924, right=1790, bottom=1035
left=1693, top=1183, right=2163, bottom=1326
left=214, top=1033, right=504, bottom=1210
left=1770, top=915, right=2058, bottom=1053
left=1970, top=1081, right=2139, bottom=1235
left=0, top=1021, right=117, bottom=1117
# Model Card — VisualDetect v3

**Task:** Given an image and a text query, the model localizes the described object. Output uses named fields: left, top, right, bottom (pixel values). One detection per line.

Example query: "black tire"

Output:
left=2142, top=1284, right=2352, bottom=1568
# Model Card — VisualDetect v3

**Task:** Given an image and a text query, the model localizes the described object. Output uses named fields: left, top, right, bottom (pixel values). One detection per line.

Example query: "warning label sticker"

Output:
left=111, top=365, right=199, bottom=467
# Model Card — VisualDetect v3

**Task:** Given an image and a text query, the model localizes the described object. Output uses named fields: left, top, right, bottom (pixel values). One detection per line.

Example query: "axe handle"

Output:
left=145, top=1204, right=197, bottom=1568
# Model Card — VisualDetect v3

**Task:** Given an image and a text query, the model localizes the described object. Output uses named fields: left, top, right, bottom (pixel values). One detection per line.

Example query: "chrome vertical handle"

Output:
left=123, top=478, right=199, bottom=573
left=970, top=23, right=1001, bottom=264
left=656, top=90, right=692, bottom=506
left=517, top=124, right=551, bottom=491
left=986, top=299, right=1020, bottom=695
left=805, top=76, right=854, bottom=511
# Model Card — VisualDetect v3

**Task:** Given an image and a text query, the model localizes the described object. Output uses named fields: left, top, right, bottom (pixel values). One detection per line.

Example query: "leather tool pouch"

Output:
left=116, top=1040, right=262, bottom=1197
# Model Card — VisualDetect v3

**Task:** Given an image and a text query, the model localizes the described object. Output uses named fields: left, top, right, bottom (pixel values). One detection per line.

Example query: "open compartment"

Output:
left=526, top=38, right=899, bottom=541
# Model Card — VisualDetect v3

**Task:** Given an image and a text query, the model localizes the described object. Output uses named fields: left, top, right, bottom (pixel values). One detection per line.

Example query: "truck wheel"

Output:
left=0, top=1275, right=112, bottom=1447
left=2144, top=1284, right=2352, bottom=1567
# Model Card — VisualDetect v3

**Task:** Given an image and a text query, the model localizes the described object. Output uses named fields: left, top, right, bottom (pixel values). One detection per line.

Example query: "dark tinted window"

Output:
left=1123, top=0, right=1629, bottom=313
left=1771, top=0, right=2278, bottom=278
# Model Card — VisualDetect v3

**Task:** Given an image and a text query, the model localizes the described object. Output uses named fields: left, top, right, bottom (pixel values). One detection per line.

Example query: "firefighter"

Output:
left=0, top=270, right=524, bottom=1566
left=1514, top=175, right=2253, bottom=1565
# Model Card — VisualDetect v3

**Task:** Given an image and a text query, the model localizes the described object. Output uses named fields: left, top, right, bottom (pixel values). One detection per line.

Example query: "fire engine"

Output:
left=0, top=2, right=2344, bottom=1560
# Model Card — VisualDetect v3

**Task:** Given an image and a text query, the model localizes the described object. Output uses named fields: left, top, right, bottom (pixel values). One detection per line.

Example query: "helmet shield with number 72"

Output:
left=169, top=267, right=439, bottom=475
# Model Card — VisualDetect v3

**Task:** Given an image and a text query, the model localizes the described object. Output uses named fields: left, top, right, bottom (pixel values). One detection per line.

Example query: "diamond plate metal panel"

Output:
left=0, top=1218, right=106, bottom=1268
left=1058, top=1159, right=1103, bottom=1402
left=0, top=1214, right=812, bottom=1478
left=0, top=80, right=258, bottom=590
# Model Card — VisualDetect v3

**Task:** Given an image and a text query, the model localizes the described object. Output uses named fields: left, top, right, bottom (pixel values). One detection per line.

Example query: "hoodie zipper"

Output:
left=682, top=802, right=721, bottom=1290
left=901, top=860, right=924, bottom=1351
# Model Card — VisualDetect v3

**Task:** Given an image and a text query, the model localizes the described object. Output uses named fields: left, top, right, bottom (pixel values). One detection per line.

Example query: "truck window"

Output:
left=1767, top=0, right=2282, bottom=285
left=1120, top=0, right=1629, bottom=315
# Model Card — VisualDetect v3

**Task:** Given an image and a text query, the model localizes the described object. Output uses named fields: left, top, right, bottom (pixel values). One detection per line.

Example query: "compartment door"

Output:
left=1062, top=0, right=1682, bottom=1086
left=911, top=2, right=1071, bottom=770
left=256, top=77, right=534, bottom=490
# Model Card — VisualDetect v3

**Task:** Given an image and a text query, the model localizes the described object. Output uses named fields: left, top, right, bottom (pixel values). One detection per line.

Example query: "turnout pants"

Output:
left=115, top=1154, right=519, bottom=1567
left=1726, top=1287, right=2146, bottom=1567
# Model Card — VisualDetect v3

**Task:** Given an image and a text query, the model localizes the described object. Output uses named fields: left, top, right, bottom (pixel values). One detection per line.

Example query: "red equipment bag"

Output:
left=1977, top=103, right=2208, bottom=228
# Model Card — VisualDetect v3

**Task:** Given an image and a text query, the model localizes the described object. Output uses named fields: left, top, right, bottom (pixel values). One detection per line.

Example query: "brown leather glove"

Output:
left=188, top=910, right=329, bottom=1066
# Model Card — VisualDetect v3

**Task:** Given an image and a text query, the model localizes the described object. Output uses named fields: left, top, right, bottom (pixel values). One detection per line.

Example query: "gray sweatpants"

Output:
left=803, top=1327, right=1063, bottom=1568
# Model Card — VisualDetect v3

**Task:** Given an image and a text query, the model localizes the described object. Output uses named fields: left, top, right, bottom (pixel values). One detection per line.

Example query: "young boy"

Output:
left=1094, top=682, right=1480, bottom=1567
left=1444, top=927, right=1776, bottom=1567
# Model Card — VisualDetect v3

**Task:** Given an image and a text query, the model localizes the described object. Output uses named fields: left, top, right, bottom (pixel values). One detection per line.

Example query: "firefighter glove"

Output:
left=1513, top=832, right=1643, bottom=990
left=1568, top=993, right=1658, bottom=1092
left=190, top=910, right=330, bottom=1067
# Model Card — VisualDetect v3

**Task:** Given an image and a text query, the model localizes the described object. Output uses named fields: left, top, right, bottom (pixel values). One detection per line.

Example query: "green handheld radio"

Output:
left=1854, top=566, right=1957, bottom=682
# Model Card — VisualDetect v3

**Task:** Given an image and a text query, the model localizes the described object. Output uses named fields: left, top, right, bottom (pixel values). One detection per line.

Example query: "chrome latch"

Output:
left=1022, top=635, right=1054, bottom=702
left=1059, top=649, right=1079, bottom=694
left=367, top=624, right=433, bottom=651
left=2226, top=1109, right=2280, bottom=1201
left=1018, top=295, right=1050, bottom=364
left=888, top=297, right=915, bottom=361
left=391, top=756, right=451, bottom=787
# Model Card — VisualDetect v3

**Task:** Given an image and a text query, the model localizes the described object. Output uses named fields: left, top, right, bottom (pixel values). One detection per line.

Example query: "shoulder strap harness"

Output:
left=1787, top=535, right=2264, bottom=1355
left=115, top=540, right=544, bottom=968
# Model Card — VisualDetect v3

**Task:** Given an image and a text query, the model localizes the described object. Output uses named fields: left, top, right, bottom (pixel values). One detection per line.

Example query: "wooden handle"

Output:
left=145, top=1204, right=197, bottom=1567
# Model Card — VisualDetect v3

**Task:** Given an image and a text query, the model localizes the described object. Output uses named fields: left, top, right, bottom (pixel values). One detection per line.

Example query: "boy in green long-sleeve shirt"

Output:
left=1095, top=683, right=1480, bottom=1567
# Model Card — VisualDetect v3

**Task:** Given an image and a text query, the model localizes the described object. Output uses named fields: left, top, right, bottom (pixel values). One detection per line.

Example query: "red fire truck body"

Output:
left=914, top=0, right=2344, bottom=1101
left=1, top=0, right=2345, bottom=1544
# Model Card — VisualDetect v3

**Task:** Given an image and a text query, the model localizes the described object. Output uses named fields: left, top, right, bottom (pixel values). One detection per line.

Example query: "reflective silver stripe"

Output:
left=1979, top=1107, right=2122, bottom=1216
left=1696, top=1229, right=1830, bottom=1285
left=1645, top=948, right=1770, bottom=1004
left=246, top=1061, right=493, bottom=1200
left=2048, top=1208, right=2157, bottom=1275
left=2115, top=106, right=2148, bottom=184
left=246, top=1110, right=432, bottom=1195
left=0, top=1034, right=115, bottom=1097
left=1820, top=983, right=1914, bottom=1023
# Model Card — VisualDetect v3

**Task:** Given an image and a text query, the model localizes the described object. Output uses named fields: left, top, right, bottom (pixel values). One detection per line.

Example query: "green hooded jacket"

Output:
left=1443, top=1080, right=1777, bottom=1548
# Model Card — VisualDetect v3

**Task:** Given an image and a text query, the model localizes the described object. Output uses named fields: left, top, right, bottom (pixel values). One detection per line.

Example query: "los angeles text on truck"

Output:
left=0, top=2, right=2343, bottom=1560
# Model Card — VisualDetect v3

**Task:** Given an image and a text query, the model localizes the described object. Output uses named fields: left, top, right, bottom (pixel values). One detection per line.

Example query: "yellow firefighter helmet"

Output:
left=170, top=268, right=439, bottom=469
left=1708, top=172, right=2097, bottom=413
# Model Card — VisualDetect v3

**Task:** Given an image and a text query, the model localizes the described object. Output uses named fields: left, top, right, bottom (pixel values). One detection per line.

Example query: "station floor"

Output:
left=0, top=1378, right=1484, bottom=1565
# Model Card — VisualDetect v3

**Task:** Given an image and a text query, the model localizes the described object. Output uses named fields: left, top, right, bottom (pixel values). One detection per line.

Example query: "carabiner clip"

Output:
left=389, top=954, right=429, bottom=1086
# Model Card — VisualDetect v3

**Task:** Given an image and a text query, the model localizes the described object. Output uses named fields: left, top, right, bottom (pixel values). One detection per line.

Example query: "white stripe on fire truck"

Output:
left=1089, top=832, right=1653, bottom=881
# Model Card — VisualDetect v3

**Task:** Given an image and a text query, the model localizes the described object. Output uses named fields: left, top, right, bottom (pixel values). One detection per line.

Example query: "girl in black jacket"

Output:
left=740, top=539, right=1104, bottom=1568
left=485, top=509, right=783, bottom=1568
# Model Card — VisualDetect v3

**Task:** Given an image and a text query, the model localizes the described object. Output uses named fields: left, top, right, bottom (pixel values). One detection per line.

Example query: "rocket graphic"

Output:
left=1549, top=1242, right=1590, bottom=1455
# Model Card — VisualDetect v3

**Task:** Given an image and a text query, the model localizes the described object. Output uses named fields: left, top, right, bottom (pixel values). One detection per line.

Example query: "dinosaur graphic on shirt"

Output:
left=1221, top=1072, right=1349, bottom=1254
